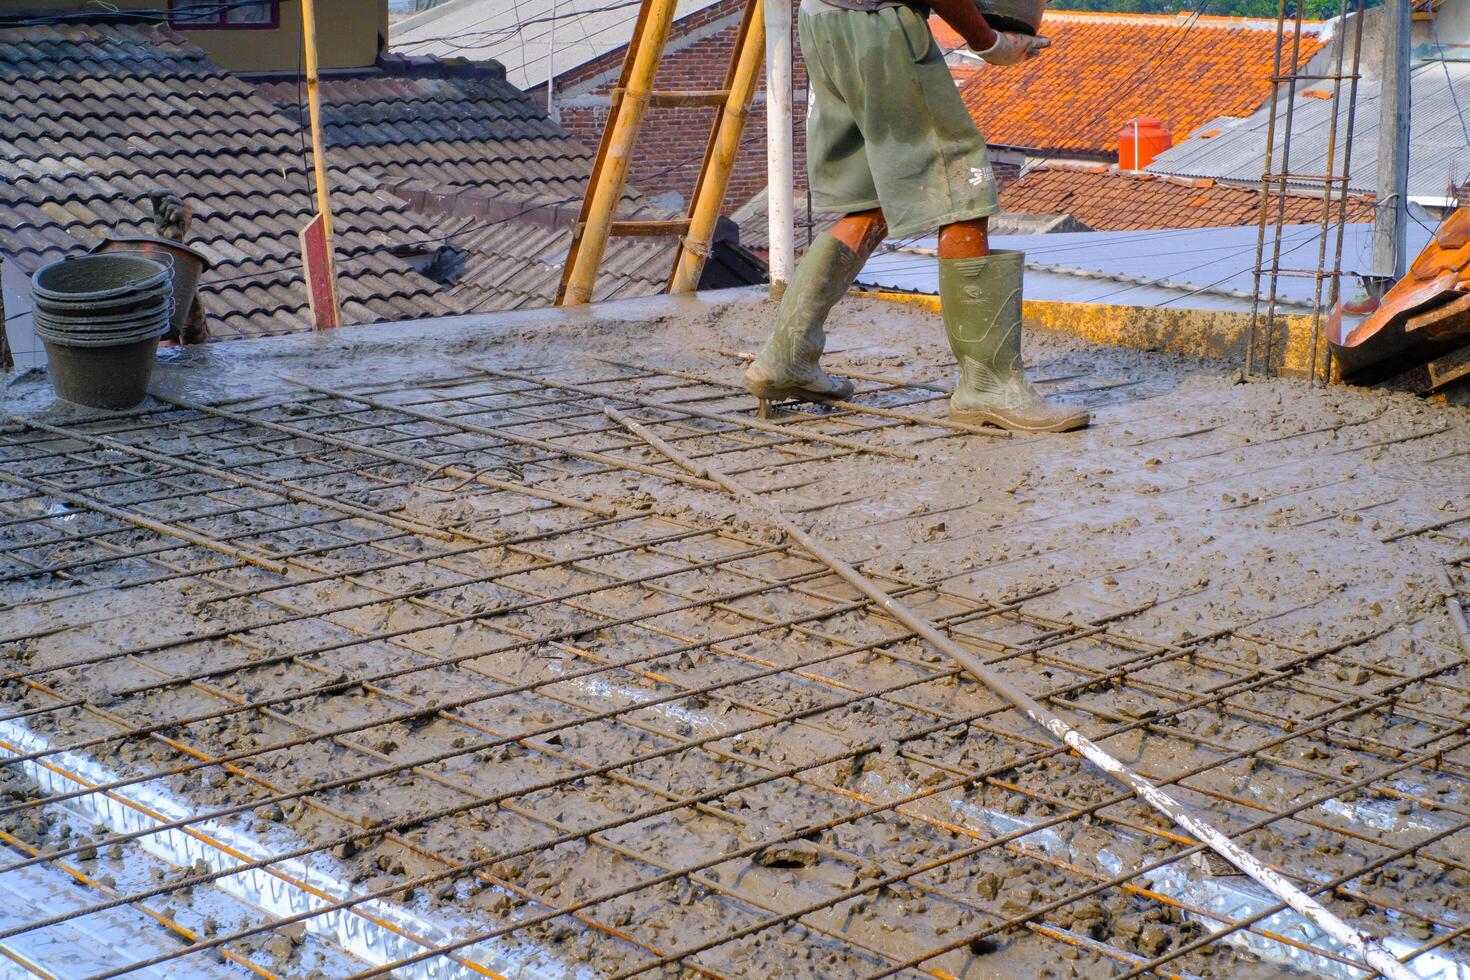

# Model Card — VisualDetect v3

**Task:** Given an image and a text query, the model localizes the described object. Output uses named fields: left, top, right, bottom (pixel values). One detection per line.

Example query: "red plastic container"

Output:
left=1117, top=118, right=1173, bottom=171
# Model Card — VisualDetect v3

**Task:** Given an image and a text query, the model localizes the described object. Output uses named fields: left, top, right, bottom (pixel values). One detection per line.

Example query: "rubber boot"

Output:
left=939, top=251, right=1090, bottom=433
left=744, top=233, right=864, bottom=403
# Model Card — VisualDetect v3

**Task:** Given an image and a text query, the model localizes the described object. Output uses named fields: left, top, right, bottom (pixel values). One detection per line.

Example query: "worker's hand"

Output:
left=976, top=32, right=1050, bottom=66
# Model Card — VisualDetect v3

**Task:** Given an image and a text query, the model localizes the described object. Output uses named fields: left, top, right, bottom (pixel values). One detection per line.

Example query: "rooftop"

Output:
left=1145, top=57, right=1470, bottom=203
left=0, top=23, right=457, bottom=341
left=389, top=0, right=729, bottom=89
left=858, top=220, right=1428, bottom=312
left=997, top=165, right=1369, bottom=231
left=254, top=58, right=688, bottom=312
left=0, top=23, right=706, bottom=363
left=953, top=11, right=1327, bottom=157
left=1, top=289, right=1468, bottom=977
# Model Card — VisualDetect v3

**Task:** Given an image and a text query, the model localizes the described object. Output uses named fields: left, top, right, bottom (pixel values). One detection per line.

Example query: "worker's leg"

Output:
left=936, top=218, right=1089, bottom=432
left=743, top=0, right=887, bottom=404
left=938, top=219, right=990, bottom=259
left=745, top=208, right=886, bottom=402
left=787, top=4, right=1080, bottom=429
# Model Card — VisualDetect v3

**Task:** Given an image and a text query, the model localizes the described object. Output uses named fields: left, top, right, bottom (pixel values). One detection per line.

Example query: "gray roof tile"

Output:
left=256, top=58, right=687, bottom=312
left=0, top=22, right=459, bottom=339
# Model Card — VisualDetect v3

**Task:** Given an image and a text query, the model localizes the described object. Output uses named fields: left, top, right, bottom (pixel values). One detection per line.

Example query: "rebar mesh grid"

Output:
left=1, top=366, right=1467, bottom=979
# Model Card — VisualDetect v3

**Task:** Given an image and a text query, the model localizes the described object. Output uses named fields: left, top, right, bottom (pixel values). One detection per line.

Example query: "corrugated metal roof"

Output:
left=856, top=221, right=1433, bottom=312
left=1146, top=59, right=1470, bottom=202
left=391, top=0, right=728, bottom=90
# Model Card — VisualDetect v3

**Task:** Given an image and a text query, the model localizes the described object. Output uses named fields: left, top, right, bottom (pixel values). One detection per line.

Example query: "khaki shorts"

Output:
left=801, top=3, right=1000, bottom=239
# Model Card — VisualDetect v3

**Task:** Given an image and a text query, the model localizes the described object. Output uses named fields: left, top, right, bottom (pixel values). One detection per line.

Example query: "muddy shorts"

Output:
left=800, top=1, right=1000, bottom=239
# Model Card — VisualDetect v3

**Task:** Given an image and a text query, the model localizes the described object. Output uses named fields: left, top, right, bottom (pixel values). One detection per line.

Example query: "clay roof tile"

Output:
left=1000, top=166, right=1371, bottom=231
left=952, top=12, right=1325, bottom=157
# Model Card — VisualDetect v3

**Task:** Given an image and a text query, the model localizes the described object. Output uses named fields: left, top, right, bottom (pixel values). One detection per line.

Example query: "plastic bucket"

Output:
left=90, top=238, right=208, bottom=341
left=31, top=254, right=171, bottom=304
left=35, top=310, right=170, bottom=345
left=33, top=281, right=171, bottom=321
left=34, top=293, right=171, bottom=331
left=975, top=0, right=1045, bottom=34
left=40, top=336, right=162, bottom=410
left=30, top=254, right=173, bottom=410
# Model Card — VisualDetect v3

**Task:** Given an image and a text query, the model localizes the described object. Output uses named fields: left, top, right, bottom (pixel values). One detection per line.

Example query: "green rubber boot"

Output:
left=939, top=251, right=1090, bottom=433
left=744, top=233, right=864, bottom=403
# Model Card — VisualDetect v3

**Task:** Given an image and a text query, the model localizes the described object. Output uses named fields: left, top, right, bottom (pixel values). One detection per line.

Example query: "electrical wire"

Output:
left=391, top=0, right=644, bottom=55
left=0, top=0, right=291, bottom=27
left=1429, top=1, right=1470, bottom=147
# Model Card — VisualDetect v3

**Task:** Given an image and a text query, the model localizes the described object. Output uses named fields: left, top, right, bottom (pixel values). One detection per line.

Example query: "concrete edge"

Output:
left=860, top=289, right=1323, bottom=376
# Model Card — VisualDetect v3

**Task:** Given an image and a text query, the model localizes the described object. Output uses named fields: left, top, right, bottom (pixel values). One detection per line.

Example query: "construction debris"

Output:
left=1333, top=207, right=1470, bottom=387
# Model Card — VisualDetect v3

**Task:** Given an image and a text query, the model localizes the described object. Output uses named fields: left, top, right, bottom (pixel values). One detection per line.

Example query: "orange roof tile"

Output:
left=929, top=17, right=966, bottom=52
left=998, top=166, right=1372, bottom=231
left=947, top=12, right=1325, bottom=157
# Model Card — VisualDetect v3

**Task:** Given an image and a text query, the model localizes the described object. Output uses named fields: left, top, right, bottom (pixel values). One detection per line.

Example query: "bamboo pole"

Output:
left=605, top=404, right=1417, bottom=980
left=563, top=0, right=682, bottom=306
left=669, top=0, right=767, bottom=293
left=300, top=0, right=335, bottom=238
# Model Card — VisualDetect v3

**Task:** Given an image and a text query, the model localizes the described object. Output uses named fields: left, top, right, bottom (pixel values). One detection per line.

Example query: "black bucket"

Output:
left=31, top=254, right=171, bottom=304
left=975, top=0, right=1045, bottom=35
left=31, top=254, right=171, bottom=410
left=89, top=238, right=210, bottom=342
left=39, top=336, right=163, bottom=409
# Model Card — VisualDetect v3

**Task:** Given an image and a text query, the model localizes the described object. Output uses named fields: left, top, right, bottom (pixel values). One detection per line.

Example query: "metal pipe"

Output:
left=764, top=0, right=795, bottom=298
left=604, top=404, right=1417, bottom=980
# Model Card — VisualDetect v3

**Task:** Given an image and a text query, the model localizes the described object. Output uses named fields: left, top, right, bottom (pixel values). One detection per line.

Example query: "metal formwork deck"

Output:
left=1, top=363, right=1468, bottom=978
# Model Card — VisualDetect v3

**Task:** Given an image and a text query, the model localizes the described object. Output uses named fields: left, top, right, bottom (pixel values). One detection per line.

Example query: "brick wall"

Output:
left=556, top=0, right=808, bottom=214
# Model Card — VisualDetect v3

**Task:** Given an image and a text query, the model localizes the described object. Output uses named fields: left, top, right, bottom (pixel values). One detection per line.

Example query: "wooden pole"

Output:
left=0, top=257, right=11, bottom=372
left=606, top=404, right=1418, bottom=980
left=669, top=0, right=766, bottom=293
left=1372, top=0, right=1410, bottom=279
left=300, top=0, right=335, bottom=237
left=562, top=0, right=681, bottom=306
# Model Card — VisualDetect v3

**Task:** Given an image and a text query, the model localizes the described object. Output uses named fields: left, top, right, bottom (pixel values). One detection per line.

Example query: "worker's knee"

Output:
left=831, top=208, right=888, bottom=256
left=938, top=218, right=990, bottom=259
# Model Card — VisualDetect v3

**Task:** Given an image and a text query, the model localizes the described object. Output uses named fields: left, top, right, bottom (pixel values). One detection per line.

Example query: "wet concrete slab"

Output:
left=2, top=288, right=1469, bottom=977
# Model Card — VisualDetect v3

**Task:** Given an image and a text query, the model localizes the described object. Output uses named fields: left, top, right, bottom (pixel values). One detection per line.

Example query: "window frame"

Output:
left=168, top=0, right=282, bottom=30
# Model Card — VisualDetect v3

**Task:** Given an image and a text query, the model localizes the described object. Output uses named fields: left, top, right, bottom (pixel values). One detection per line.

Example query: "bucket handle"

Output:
left=97, top=249, right=177, bottom=276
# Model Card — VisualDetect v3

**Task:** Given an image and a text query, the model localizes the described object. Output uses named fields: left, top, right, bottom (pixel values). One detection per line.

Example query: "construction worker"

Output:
left=744, top=0, right=1090, bottom=432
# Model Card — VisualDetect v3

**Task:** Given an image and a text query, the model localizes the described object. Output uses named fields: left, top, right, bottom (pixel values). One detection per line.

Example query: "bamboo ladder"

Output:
left=557, top=0, right=766, bottom=305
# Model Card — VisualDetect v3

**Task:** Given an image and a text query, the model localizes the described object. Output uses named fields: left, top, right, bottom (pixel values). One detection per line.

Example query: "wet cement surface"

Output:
left=2, top=288, right=1470, bottom=977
